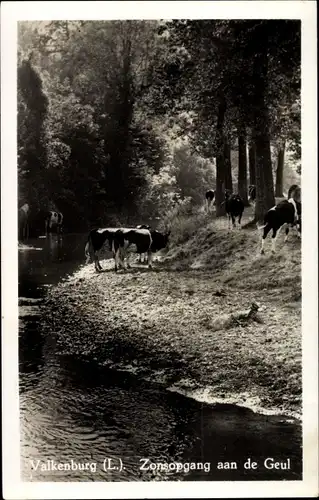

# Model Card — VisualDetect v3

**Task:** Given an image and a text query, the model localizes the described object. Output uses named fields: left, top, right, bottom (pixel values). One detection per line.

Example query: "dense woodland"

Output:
left=18, top=20, right=301, bottom=233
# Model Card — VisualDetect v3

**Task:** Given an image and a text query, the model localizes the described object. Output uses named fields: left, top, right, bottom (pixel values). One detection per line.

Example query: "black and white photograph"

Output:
left=1, top=1, right=318, bottom=498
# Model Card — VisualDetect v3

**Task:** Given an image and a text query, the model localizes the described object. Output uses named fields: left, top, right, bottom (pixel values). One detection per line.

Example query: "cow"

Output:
left=85, top=227, right=119, bottom=271
left=258, top=198, right=301, bottom=254
left=114, top=228, right=153, bottom=270
left=205, top=190, right=215, bottom=212
left=44, top=211, right=64, bottom=234
left=18, top=203, right=30, bottom=241
left=114, top=228, right=170, bottom=270
left=248, top=185, right=256, bottom=203
left=224, top=191, right=245, bottom=229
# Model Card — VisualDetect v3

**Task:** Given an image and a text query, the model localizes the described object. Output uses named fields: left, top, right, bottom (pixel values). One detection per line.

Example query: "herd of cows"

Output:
left=205, top=183, right=301, bottom=255
left=85, top=225, right=170, bottom=272
left=18, top=206, right=64, bottom=240
left=18, top=183, right=301, bottom=271
left=85, top=183, right=301, bottom=273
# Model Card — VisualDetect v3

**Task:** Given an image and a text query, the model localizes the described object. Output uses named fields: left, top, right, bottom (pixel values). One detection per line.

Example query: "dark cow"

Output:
left=85, top=227, right=119, bottom=271
left=248, top=185, right=256, bottom=203
left=287, top=184, right=301, bottom=202
left=225, top=191, right=245, bottom=229
left=18, top=203, right=30, bottom=241
left=205, top=190, right=215, bottom=212
left=150, top=229, right=170, bottom=254
left=258, top=198, right=301, bottom=254
left=44, top=211, right=63, bottom=234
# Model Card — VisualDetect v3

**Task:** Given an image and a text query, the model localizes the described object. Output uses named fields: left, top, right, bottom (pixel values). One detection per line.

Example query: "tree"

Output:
left=248, top=142, right=256, bottom=186
left=18, top=57, right=48, bottom=212
left=238, top=129, right=249, bottom=205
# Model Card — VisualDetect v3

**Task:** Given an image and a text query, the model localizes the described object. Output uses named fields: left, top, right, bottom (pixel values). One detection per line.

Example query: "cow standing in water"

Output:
left=205, top=190, right=215, bottom=213
left=44, top=211, right=63, bottom=234
left=18, top=203, right=30, bottom=241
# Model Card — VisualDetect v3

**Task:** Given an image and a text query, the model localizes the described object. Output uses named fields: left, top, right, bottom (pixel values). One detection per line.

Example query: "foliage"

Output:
left=17, top=20, right=301, bottom=232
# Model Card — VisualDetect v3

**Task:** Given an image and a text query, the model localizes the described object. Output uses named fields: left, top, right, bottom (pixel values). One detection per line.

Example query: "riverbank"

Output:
left=41, top=214, right=302, bottom=420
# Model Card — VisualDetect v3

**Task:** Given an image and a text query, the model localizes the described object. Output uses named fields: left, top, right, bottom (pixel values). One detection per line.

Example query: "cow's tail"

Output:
left=85, top=233, right=92, bottom=264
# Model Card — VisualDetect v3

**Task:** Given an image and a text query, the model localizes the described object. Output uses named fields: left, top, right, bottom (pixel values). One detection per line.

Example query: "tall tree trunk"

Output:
left=215, top=96, right=226, bottom=216
left=275, top=141, right=285, bottom=197
left=238, top=130, right=249, bottom=205
left=252, top=24, right=275, bottom=222
left=248, top=142, right=256, bottom=186
left=224, top=142, right=233, bottom=192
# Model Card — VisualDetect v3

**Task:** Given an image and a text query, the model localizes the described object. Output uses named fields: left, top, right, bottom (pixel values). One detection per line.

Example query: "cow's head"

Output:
left=225, top=189, right=232, bottom=200
left=293, top=187, right=301, bottom=203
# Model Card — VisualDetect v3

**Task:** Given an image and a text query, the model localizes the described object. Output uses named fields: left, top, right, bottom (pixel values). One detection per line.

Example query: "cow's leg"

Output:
left=139, top=253, right=146, bottom=264
left=114, top=245, right=126, bottom=271
left=114, top=249, right=120, bottom=272
left=126, top=251, right=132, bottom=269
left=119, top=247, right=127, bottom=270
left=261, top=225, right=272, bottom=254
left=284, top=225, right=290, bottom=243
left=228, top=215, right=231, bottom=231
left=94, top=252, right=102, bottom=272
left=238, top=211, right=243, bottom=228
left=271, top=228, right=279, bottom=253
left=231, top=214, right=236, bottom=229
left=293, top=223, right=301, bottom=238
left=147, top=250, right=153, bottom=269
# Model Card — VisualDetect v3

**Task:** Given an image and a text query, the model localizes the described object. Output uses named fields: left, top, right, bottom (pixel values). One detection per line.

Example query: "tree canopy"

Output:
left=18, top=19, right=301, bottom=231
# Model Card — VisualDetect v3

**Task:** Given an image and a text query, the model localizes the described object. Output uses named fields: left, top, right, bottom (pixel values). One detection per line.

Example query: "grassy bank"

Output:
left=42, top=206, right=301, bottom=419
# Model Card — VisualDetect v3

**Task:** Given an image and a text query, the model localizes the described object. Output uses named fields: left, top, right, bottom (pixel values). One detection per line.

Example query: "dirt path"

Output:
left=43, top=220, right=301, bottom=419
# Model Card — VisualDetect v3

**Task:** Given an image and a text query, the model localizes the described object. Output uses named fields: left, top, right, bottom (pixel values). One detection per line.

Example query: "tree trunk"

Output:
left=238, top=131, right=249, bottom=205
left=215, top=96, right=226, bottom=216
left=275, top=141, right=285, bottom=197
left=252, top=24, right=275, bottom=222
left=224, top=142, right=233, bottom=193
left=248, top=142, right=256, bottom=186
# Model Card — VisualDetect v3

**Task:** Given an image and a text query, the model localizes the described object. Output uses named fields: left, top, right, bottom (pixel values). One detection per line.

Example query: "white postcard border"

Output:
left=1, top=1, right=318, bottom=498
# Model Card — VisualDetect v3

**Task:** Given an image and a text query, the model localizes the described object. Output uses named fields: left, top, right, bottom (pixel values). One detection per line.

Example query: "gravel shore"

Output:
left=41, top=223, right=302, bottom=420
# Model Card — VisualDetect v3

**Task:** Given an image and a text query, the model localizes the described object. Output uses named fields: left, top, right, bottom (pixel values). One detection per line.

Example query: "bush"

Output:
left=164, top=198, right=208, bottom=245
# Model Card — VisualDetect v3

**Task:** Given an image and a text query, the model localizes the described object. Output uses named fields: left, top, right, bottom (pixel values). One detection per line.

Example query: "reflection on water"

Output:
left=19, top=234, right=302, bottom=482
